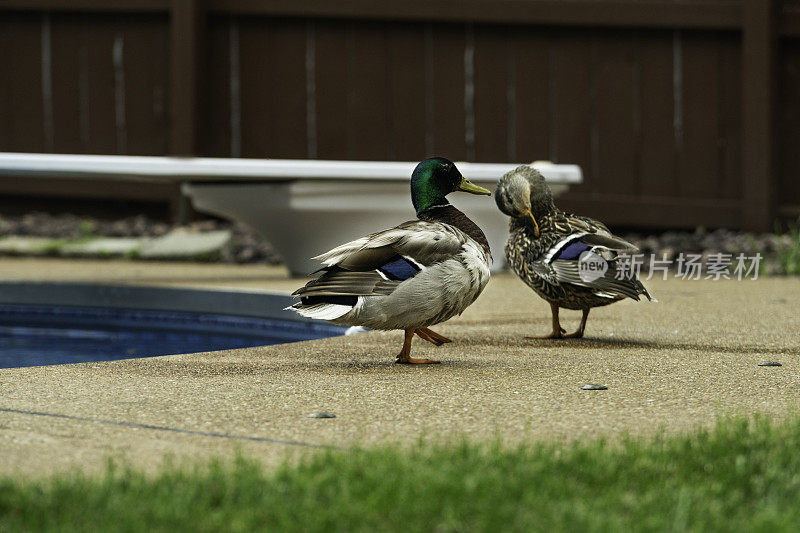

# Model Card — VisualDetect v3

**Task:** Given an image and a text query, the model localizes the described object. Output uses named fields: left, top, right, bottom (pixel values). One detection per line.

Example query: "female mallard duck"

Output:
left=495, top=165, right=654, bottom=339
left=289, top=157, right=492, bottom=364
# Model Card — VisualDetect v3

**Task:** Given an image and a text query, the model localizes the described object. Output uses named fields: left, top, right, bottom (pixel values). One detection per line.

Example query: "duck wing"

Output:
left=535, top=221, right=653, bottom=301
left=292, top=220, right=469, bottom=304
left=312, top=220, right=467, bottom=271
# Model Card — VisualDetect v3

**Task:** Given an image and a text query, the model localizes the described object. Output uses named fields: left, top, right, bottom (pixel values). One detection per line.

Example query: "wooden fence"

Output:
left=1, top=0, right=799, bottom=230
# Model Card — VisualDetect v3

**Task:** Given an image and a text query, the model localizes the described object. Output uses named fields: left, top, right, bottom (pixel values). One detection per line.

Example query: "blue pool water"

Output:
left=0, top=304, right=347, bottom=368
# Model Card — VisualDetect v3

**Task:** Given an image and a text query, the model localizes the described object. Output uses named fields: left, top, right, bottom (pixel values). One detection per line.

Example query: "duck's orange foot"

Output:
left=415, top=327, right=452, bottom=346
left=526, top=327, right=566, bottom=340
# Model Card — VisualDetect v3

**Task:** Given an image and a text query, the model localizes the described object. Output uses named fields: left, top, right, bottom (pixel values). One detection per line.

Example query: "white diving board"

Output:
left=1, top=152, right=583, bottom=274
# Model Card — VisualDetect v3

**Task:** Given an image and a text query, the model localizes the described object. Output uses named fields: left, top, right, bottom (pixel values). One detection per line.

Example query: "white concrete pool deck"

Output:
left=0, top=258, right=799, bottom=477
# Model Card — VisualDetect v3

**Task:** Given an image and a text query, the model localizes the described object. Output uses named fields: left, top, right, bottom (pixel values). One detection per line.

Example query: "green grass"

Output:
left=78, top=219, right=95, bottom=239
left=775, top=219, right=800, bottom=276
left=3, top=415, right=800, bottom=532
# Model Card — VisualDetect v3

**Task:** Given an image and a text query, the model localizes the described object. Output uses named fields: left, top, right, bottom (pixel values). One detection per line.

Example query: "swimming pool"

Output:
left=0, top=283, right=349, bottom=368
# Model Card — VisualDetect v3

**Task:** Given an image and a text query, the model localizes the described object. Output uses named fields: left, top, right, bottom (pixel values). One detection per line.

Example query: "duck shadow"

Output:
left=473, top=336, right=794, bottom=356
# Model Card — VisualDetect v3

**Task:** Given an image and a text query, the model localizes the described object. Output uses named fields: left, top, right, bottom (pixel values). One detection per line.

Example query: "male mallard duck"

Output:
left=495, top=165, right=654, bottom=339
left=289, top=157, right=492, bottom=364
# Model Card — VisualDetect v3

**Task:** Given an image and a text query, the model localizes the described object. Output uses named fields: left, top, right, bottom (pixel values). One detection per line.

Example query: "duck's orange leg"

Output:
left=396, top=328, right=441, bottom=364
left=415, top=327, right=452, bottom=346
left=563, top=309, right=590, bottom=338
left=526, top=302, right=566, bottom=339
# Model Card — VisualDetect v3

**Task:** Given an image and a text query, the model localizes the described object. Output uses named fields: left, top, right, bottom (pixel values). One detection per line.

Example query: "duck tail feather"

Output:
left=286, top=302, right=353, bottom=321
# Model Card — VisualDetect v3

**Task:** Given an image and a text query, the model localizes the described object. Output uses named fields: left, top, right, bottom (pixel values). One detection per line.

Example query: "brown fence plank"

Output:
left=717, top=35, right=742, bottom=201
left=593, top=32, right=638, bottom=197
left=84, top=14, right=121, bottom=154
left=474, top=25, right=511, bottom=162
left=637, top=30, right=677, bottom=197
left=742, top=0, right=778, bottom=230
left=783, top=10, right=800, bottom=36
left=510, top=27, right=550, bottom=163
left=345, top=21, right=390, bottom=160
left=551, top=30, right=593, bottom=195
left=778, top=39, right=800, bottom=215
left=386, top=23, right=427, bottom=161
left=123, top=14, right=170, bottom=155
left=429, top=23, right=467, bottom=160
left=50, top=14, right=84, bottom=154
left=315, top=21, right=349, bottom=159
left=169, top=0, right=204, bottom=156
left=0, top=17, right=9, bottom=150
left=239, top=17, right=307, bottom=158
left=559, top=194, right=741, bottom=228
left=680, top=31, right=721, bottom=199
left=203, top=15, right=234, bottom=156
left=43, top=4, right=169, bottom=170
left=0, top=13, right=45, bottom=152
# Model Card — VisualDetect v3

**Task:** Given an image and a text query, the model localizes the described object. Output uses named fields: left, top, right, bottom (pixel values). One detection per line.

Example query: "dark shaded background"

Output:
left=1, top=0, right=798, bottom=231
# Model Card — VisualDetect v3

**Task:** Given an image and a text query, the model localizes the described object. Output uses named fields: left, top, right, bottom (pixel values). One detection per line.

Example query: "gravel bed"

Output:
left=1, top=212, right=798, bottom=274
left=0, top=213, right=282, bottom=264
left=623, top=228, right=799, bottom=276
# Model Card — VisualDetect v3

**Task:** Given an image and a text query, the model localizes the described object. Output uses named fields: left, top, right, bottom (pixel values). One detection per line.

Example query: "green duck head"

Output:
left=494, top=165, right=554, bottom=237
left=411, top=157, right=491, bottom=215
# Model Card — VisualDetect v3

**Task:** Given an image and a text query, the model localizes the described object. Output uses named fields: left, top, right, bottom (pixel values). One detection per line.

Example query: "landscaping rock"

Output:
left=581, top=384, right=608, bottom=390
left=307, top=412, right=336, bottom=419
left=139, top=230, right=232, bottom=261
left=0, top=236, right=59, bottom=256
left=60, top=238, right=143, bottom=258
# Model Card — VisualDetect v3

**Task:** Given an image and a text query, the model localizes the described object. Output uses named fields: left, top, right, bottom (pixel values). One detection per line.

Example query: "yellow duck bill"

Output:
left=457, top=177, right=491, bottom=195
left=522, top=209, right=540, bottom=237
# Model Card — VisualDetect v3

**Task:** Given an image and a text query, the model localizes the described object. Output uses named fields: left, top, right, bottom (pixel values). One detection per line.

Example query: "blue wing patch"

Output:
left=378, top=255, right=421, bottom=281
left=557, top=241, right=590, bottom=260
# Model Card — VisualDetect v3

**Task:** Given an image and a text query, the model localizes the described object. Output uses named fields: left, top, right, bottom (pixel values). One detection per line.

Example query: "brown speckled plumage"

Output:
left=505, top=211, right=633, bottom=309
left=496, top=165, right=653, bottom=338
